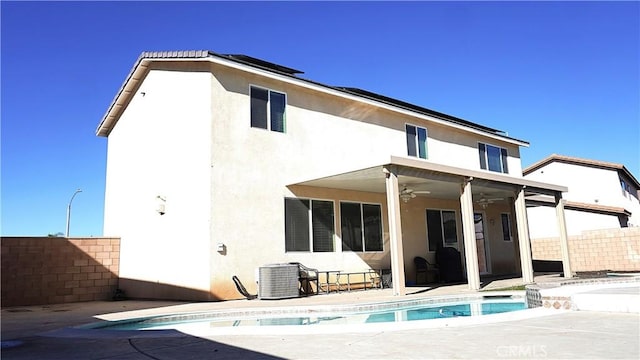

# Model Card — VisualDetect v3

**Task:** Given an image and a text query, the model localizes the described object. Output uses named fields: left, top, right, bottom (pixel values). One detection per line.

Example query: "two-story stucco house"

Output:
left=524, top=154, right=640, bottom=238
left=97, top=50, right=571, bottom=301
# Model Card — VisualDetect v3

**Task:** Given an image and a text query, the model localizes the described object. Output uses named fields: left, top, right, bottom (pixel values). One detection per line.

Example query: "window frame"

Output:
left=405, top=123, right=428, bottom=159
left=500, top=213, right=513, bottom=242
left=425, top=208, right=459, bottom=252
left=339, top=201, right=384, bottom=253
left=250, top=85, right=287, bottom=133
left=478, top=142, right=509, bottom=174
left=284, top=197, right=336, bottom=253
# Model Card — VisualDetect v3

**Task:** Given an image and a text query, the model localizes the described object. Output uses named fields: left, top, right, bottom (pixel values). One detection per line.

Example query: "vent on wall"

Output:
left=258, top=264, right=299, bottom=300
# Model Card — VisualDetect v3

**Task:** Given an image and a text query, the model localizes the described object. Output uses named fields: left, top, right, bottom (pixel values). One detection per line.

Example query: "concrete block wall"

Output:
left=1, top=237, right=120, bottom=306
left=531, top=227, right=640, bottom=272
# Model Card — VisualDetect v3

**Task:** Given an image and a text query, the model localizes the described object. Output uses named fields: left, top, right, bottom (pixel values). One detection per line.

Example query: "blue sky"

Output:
left=2, top=1, right=638, bottom=236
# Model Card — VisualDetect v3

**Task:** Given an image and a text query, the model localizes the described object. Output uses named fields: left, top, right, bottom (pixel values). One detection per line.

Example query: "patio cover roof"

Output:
left=291, top=156, right=567, bottom=198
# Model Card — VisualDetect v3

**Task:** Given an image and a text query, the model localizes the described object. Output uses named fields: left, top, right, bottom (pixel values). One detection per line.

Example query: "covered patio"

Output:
left=294, top=156, right=572, bottom=296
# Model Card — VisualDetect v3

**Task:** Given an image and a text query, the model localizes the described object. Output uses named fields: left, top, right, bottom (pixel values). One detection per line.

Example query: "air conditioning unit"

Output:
left=258, top=263, right=299, bottom=300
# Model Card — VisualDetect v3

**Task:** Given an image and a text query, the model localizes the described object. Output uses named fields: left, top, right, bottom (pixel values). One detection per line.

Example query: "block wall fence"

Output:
left=1, top=237, right=120, bottom=307
left=531, top=227, right=640, bottom=272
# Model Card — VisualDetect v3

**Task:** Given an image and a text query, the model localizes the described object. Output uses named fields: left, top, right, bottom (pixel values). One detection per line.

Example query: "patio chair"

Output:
left=436, top=247, right=464, bottom=283
left=414, top=256, right=440, bottom=285
left=290, top=262, right=319, bottom=296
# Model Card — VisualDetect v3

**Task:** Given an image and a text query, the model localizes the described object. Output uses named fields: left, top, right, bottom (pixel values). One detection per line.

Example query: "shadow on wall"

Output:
left=1, top=237, right=241, bottom=306
left=117, top=278, right=222, bottom=302
left=1, top=237, right=120, bottom=307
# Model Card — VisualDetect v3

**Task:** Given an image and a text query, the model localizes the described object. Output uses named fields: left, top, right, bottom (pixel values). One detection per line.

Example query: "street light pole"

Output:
left=65, top=189, right=82, bottom=237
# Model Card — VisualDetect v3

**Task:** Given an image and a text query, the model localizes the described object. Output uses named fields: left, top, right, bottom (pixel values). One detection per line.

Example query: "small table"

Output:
left=319, top=270, right=342, bottom=294
left=341, top=270, right=381, bottom=292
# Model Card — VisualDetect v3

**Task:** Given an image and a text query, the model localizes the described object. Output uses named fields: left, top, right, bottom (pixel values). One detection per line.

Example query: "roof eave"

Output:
left=96, top=58, right=148, bottom=137
left=96, top=51, right=214, bottom=137
left=95, top=51, right=529, bottom=147
left=523, top=154, right=640, bottom=188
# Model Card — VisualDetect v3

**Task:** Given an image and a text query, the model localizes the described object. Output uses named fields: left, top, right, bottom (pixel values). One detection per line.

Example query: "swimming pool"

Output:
left=90, top=295, right=530, bottom=335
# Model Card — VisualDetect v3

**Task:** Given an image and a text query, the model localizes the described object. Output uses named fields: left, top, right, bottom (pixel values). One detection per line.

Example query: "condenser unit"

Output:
left=258, top=263, right=299, bottom=300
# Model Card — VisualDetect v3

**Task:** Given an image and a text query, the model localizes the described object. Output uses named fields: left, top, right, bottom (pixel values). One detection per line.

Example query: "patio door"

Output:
left=474, top=212, right=491, bottom=274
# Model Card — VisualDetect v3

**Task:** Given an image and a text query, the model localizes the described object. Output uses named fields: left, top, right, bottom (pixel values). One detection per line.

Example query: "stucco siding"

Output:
left=203, top=64, right=525, bottom=295
left=525, top=162, right=623, bottom=206
left=103, top=59, right=532, bottom=300
left=207, top=66, right=402, bottom=296
left=528, top=206, right=623, bottom=238
left=525, top=160, right=640, bottom=235
left=426, top=125, right=523, bottom=176
left=103, top=69, right=213, bottom=299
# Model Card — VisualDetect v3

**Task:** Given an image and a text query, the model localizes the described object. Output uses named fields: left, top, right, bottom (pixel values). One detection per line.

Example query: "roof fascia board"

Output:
left=97, top=54, right=529, bottom=146
left=526, top=195, right=631, bottom=216
left=96, top=58, right=150, bottom=136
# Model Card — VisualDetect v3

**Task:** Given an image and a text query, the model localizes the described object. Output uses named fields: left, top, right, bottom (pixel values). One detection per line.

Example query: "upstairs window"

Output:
left=406, top=124, right=427, bottom=159
left=479, top=143, right=509, bottom=174
left=621, top=179, right=630, bottom=195
left=284, top=198, right=334, bottom=252
left=251, top=86, right=286, bottom=132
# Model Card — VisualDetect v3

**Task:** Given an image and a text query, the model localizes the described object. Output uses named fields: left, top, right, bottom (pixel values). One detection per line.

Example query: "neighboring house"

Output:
left=524, top=154, right=640, bottom=238
left=96, top=50, right=570, bottom=301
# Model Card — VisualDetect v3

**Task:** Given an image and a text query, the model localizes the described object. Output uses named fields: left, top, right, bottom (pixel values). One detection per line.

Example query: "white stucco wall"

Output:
left=525, top=161, right=640, bottom=233
left=103, top=69, right=213, bottom=298
left=428, top=127, right=522, bottom=176
left=527, top=206, right=623, bottom=238
left=525, top=162, right=625, bottom=207
left=205, top=63, right=524, bottom=293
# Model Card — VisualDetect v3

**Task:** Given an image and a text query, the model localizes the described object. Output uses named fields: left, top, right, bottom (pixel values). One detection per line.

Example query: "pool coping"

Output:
left=525, top=276, right=640, bottom=310
left=39, top=292, right=566, bottom=338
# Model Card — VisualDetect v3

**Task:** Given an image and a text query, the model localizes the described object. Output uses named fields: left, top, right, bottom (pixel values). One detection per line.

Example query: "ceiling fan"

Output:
left=475, top=193, right=504, bottom=208
left=400, top=185, right=430, bottom=203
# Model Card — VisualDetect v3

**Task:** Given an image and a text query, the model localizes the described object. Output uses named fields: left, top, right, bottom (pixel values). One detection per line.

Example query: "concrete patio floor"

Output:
left=2, top=275, right=639, bottom=359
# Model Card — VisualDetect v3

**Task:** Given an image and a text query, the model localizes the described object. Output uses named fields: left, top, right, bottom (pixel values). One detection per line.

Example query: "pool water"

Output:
left=100, top=299, right=526, bottom=331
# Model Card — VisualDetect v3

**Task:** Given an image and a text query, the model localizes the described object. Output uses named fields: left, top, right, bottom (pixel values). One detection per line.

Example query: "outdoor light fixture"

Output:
left=65, top=189, right=82, bottom=237
left=156, top=195, right=166, bottom=215
left=400, top=192, right=415, bottom=203
left=399, top=185, right=429, bottom=203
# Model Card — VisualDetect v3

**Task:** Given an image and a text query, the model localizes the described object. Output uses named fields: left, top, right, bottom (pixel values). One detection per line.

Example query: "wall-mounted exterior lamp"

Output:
left=156, top=195, right=166, bottom=215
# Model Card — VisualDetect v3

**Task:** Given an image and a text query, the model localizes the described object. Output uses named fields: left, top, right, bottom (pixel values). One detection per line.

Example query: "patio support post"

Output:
left=555, top=193, right=572, bottom=278
left=515, top=186, right=534, bottom=284
left=383, top=165, right=406, bottom=296
left=460, top=177, right=480, bottom=290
